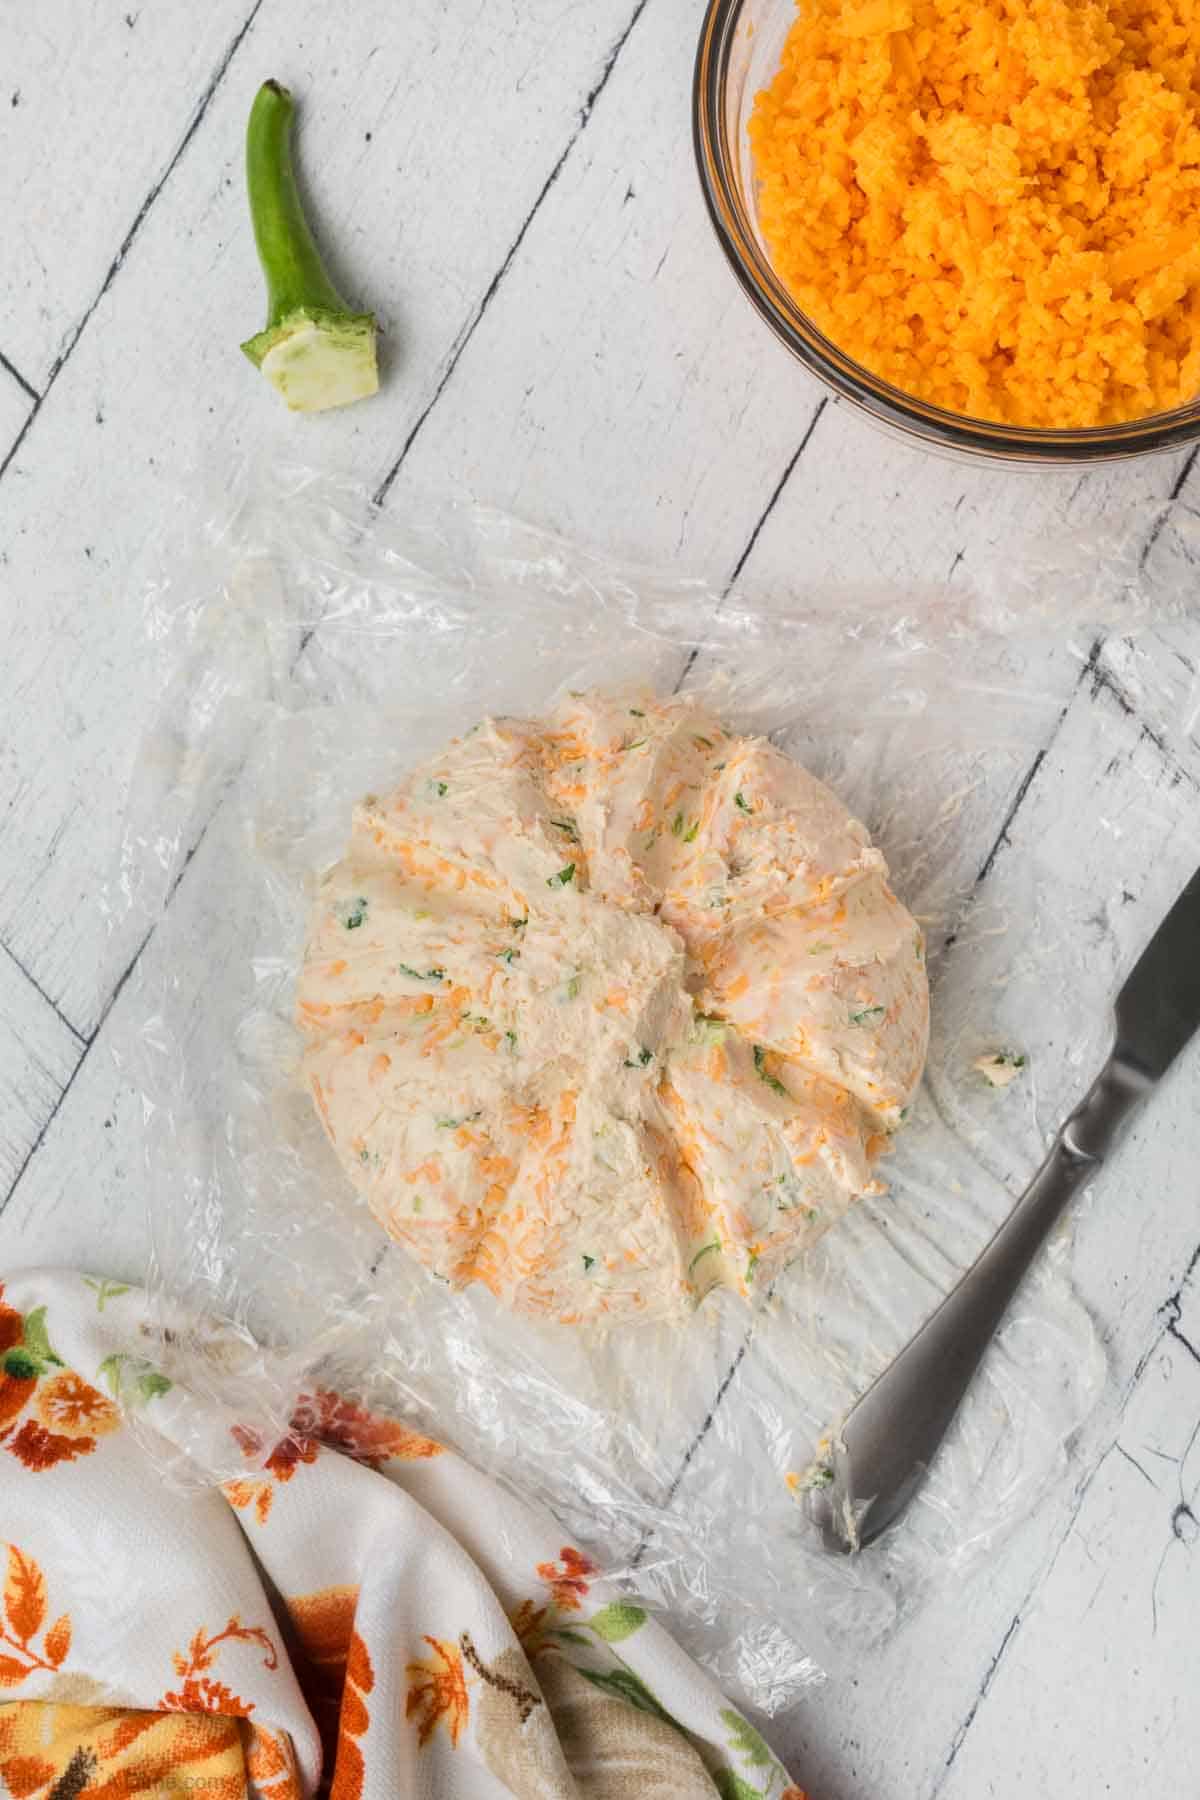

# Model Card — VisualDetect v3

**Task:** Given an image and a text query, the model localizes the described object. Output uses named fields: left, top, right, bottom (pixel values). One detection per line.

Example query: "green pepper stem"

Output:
left=245, top=80, right=349, bottom=328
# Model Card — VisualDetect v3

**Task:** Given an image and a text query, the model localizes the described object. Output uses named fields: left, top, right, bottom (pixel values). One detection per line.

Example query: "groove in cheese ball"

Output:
left=297, top=693, right=929, bottom=1324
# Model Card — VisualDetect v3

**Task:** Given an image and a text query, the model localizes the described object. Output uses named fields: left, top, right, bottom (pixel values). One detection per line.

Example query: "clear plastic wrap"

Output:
left=106, top=462, right=1193, bottom=1712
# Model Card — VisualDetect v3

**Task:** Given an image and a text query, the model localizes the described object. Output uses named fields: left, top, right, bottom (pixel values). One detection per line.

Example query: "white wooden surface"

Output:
left=2, top=4, right=1199, bottom=1795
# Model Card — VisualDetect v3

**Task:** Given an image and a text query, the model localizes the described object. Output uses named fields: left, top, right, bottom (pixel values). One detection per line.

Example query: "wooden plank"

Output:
left=674, top=624, right=1200, bottom=1775
left=0, top=1013, right=160, bottom=1281
left=938, top=1320, right=1200, bottom=1799
left=0, top=0, right=260, bottom=389
left=385, top=0, right=826, bottom=570
left=0, top=0, right=644, bottom=1035
left=7, top=6, right=1200, bottom=1789
left=0, top=357, right=32, bottom=457
left=0, top=947, right=81, bottom=1199
left=743, top=395, right=1188, bottom=594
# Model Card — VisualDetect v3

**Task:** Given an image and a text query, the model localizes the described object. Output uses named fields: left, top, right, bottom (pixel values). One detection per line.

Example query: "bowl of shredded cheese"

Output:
left=695, top=0, right=1200, bottom=460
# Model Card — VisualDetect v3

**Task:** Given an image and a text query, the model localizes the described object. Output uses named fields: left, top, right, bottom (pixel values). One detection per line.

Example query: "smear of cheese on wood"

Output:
left=297, top=693, right=930, bottom=1324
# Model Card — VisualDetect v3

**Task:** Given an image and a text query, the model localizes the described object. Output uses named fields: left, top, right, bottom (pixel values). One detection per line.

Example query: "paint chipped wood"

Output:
left=1, top=1, right=1199, bottom=1793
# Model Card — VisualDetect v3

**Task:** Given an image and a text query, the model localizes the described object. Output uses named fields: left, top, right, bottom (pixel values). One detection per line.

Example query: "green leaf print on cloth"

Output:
left=588, top=1602, right=648, bottom=1644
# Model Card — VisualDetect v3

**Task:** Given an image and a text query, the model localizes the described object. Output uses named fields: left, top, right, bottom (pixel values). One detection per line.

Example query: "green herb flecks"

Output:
left=397, top=964, right=446, bottom=984
left=436, top=1111, right=483, bottom=1130
left=582, top=1254, right=596, bottom=1273
left=623, top=1046, right=653, bottom=1068
left=547, top=863, right=576, bottom=888
left=691, top=1014, right=728, bottom=1045
left=671, top=811, right=685, bottom=838
left=629, top=707, right=645, bottom=717
left=460, top=1012, right=491, bottom=1033
left=753, top=1044, right=789, bottom=1098
left=551, top=817, right=580, bottom=842
left=564, top=974, right=581, bottom=1001
left=496, top=947, right=520, bottom=965
left=682, top=819, right=700, bottom=843
left=624, top=738, right=647, bottom=752
left=510, top=917, right=528, bottom=931
left=688, top=1239, right=722, bottom=1277
left=339, top=896, right=368, bottom=930
left=848, top=1005, right=886, bottom=1027
left=773, top=1172, right=803, bottom=1212
left=505, top=1030, right=518, bottom=1052
left=734, top=791, right=752, bottom=814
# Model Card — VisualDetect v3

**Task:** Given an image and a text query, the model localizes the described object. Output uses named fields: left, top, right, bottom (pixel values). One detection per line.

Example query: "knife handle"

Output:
left=810, top=1046, right=1147, bottom=1550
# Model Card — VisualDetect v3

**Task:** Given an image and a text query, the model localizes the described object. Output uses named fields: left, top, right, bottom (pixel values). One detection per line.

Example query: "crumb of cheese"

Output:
left=750, top=0, right=1200, bottom=427
left=974, top=1050, right=1026, bottom=1087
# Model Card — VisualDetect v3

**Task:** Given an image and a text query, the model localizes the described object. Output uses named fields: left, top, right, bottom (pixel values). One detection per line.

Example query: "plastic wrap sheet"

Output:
left=106, top=462, right=1196, bottom=1710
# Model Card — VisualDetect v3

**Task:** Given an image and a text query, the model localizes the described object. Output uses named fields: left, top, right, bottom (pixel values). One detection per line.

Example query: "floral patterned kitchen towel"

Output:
left=0, top=1269, right=809, bottom=1798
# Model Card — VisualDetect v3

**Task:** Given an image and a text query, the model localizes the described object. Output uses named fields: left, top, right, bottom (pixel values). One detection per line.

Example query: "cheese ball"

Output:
left=297, top=692, right=929, bottom=1324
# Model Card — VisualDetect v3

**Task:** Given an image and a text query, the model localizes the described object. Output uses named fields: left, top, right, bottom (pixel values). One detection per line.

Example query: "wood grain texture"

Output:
left=2, top=0, right=1200, bottom=1793
left=0, top=946, right=81, bottom=1199
left=743, top=396, right=1187, bottom=593
left=0, top=0, right=645, bottom=1034
left=387, top=0, right=827, bottom=570
left=0, top=357, right=34, bottom=454
left=0, top=0, right=262, bottom=391
left=0, top=1002, right=160, bottom=1282
left=939, top=1303, right=1200, bottom=1798
left=738, top=637, right=1200, bottom=1797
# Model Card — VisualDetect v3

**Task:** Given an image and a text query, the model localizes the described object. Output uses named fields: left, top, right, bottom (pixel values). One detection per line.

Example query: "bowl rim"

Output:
left=692, top=0, right=1200, bottom=465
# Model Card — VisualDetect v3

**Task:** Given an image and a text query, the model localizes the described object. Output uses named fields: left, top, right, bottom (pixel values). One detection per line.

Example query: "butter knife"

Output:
left=807, top=864, right=1200, bottom=1554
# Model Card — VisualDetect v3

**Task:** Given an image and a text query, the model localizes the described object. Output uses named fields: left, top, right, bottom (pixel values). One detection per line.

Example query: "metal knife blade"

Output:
left=1114, top=865, right=1200, bottom=1083
left=806, top=860, right=1200, bottom=1555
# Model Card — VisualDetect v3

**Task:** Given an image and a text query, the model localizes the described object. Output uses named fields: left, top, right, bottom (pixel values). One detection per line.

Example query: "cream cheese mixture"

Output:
left=297, top=692, right=929, bottom=1323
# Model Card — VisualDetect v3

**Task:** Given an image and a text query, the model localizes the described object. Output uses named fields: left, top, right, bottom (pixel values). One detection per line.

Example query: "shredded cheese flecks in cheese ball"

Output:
left=750, top=0, right=1200, bottom=428
left=297, top=693, right=929, bottom=1325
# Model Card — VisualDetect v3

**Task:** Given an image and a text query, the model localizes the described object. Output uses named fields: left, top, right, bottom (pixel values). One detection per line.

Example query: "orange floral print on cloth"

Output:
left=225, top=1387, right=442, bottom=1524
left=511, top=1544, right=601, bottom=1656
left=244, top=1721, right=305, bottom=1799
left=286, top=1586, right=374, bottom=1800
left=0, top=1547, right=71, bottom=1688
left=406, top=1637, right=471, bottom=1749
left=0, top=1269, right=809, bottom=1798
left=537, top=1546, right=596, bottom=1613
left=0, top=1702, right=303, bottom=1799
left=162, top=1615, right=279, bottom=1715
left=0, top=1287, right=119, bottom=1475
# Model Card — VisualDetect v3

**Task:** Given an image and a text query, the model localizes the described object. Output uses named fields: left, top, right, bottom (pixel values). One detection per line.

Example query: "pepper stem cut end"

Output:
left=242, top=80, right=379, bottom=413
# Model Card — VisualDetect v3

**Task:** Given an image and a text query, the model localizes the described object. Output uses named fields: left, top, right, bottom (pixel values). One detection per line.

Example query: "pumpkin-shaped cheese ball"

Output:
left=297, top=693, right=929, bottom=1323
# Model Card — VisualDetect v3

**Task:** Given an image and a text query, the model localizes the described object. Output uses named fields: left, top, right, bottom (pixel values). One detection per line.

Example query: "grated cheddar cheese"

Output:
left=749, top=0, right=1200, bottom=427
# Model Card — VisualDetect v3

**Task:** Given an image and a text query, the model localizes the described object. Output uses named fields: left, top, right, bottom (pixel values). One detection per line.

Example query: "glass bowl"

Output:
left=693, top=0, right=1200, bottom=466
